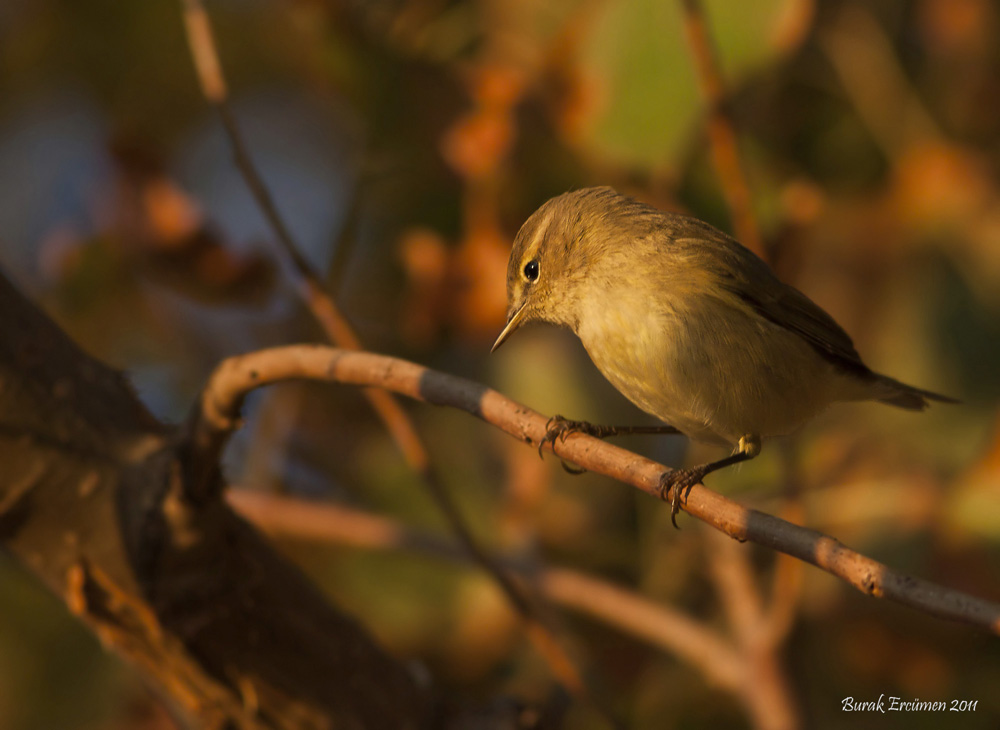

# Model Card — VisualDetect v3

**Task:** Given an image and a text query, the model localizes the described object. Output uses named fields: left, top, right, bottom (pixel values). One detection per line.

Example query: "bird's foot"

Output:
left=538, top=415, right=599, bottom=458
left=539, top=415, right=609, bottom=474
left=657, top=467, right=707, bottom=529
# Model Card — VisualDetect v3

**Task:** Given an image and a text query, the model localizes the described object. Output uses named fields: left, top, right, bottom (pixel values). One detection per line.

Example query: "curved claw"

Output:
left=538, top=414, right=587, bottom=459
left=670, top=488, right=685, bottom=530
left=559, top=459, right=587, bottom=475
left=538, top=415, right=562, bottom=458
left=658, top=468, right=706, bottom=529
left=536, top=416, right=593, bottom=474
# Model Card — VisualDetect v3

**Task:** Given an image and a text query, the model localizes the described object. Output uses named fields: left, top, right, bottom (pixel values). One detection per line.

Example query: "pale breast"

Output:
left=574, top=288, right=845, bottom=446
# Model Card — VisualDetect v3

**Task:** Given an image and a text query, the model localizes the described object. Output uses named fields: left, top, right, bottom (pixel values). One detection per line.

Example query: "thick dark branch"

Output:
left=0, top=271, right=434, bottom=729
left=191, top=345, right=1000, bottom=635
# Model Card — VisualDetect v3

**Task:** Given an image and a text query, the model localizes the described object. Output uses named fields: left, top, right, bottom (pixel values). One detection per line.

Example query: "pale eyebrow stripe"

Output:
left=523, top=204, right=558, bottom=259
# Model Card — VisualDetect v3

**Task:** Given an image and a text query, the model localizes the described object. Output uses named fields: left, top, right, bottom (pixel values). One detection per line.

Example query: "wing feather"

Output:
left=671, top=223, right=871, bottom=376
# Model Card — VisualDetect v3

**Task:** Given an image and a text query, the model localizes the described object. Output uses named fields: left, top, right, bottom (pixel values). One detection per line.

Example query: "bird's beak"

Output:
left=491, top=302, right=528, bottom=353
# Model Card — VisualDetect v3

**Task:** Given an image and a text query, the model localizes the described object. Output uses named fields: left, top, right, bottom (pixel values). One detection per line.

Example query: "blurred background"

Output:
left=1, top=0, right=999, bottom=727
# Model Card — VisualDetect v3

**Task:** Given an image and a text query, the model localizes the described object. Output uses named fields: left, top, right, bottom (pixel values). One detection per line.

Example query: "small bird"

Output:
left=492, top=186, right=955, bottom=524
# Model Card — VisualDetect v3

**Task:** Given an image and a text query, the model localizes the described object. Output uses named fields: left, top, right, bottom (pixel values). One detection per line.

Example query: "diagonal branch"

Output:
left=178, top=0, right=599, bottom=708
left=191, top=345, right=1000, bottom=635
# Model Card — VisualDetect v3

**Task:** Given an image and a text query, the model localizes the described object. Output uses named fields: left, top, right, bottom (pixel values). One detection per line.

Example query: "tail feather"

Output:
left=871, top=373, right=960, bottom=411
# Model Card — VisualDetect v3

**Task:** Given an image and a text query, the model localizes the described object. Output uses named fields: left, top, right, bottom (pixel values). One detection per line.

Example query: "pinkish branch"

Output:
left=192, top=345, right=1000, bottom=635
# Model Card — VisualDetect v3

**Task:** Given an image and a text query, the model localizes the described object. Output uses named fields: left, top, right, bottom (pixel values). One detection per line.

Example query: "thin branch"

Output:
left=227, top=490, right=746, bottom=693
left=763, top=501, right=806, bottom=646
left=177, top=0, right=595, bottom=708
left=706, top=531, right=799, bottom=730
left=702, top=442, right=802, bottom=729
left=707, top=530, right=764, bottom=644
left=679, top=0, right=763, bottom=257
left=194, top=345, right=1000, bottom=634
left=227, top=487, right=807, bottom=728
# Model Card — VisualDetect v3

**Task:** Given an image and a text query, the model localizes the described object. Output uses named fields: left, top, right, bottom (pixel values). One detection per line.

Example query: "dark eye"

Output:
left=523, top=259, right=539, bottom=282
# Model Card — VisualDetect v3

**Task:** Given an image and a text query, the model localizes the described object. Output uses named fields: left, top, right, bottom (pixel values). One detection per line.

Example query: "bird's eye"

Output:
left=523, top=259, right=539, bottom=282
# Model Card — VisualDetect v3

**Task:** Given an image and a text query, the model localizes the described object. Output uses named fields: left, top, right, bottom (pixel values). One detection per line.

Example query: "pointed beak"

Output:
left=491, top=302, right=528, bottom=353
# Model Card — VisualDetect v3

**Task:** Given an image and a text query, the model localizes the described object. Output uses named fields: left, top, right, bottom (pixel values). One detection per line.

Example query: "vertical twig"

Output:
left=706, top=531, right=801, bottom=730
left=763, top=464, right=806, bottom=647
left=677, top=6, right=799, bottom=724
left=178, top=0, right=597, bottom=709
left=679, top=0, right=764, bottom=257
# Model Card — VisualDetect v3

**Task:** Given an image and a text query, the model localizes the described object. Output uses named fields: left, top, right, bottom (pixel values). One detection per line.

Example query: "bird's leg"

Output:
left=539, top=415, right=681, bottom=459
left=659, top=435, right=761, bottom=529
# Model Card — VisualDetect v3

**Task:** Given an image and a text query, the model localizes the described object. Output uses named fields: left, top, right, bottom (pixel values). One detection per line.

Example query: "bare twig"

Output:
left=679, top=0, right=763, bottom=256
left=178, top=0, right=595, bottom=707
left=226, top=487, right=807, bottom=728
left=227, top=490, right=745, bottom=690
left=193, top=345, right=1000, bottom=634
left=708, top=530, right=764, bottom=643
left=703, top=442, right=802, bottom=729
left=706, top=532, right=799, bottom=730
left=763, top=501, right=806, bottom=646
left=677, top=9, right=800, bottom=723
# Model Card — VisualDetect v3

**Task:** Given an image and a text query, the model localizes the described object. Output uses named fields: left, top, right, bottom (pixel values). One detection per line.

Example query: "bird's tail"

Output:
left=870, top=372, right=959, bottom=411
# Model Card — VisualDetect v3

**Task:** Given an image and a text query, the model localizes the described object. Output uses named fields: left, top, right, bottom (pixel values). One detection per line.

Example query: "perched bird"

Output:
left=492, top=186, right=955, bottom=524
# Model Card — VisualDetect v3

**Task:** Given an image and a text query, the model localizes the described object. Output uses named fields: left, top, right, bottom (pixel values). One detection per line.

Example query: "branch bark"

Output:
left=191, top=344, right=1000, bottom=635
left=0, top=271, right=436, bottom=728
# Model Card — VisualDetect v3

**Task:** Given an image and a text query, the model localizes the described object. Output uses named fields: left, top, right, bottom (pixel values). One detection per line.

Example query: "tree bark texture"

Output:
left=0, top=268, right=435, bottom=730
